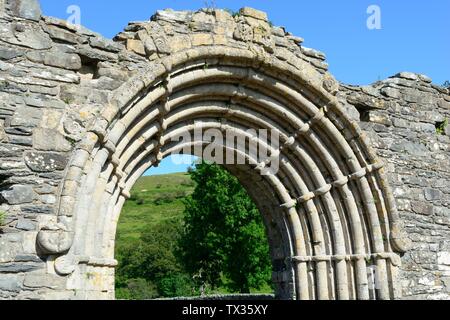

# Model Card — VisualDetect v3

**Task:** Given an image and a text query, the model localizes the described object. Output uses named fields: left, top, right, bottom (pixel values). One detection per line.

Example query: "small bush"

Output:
left=174, top=191, right=188, bottom=199
left=157, top=273, right=197, bottom=298
left=153, top=191, right=188, bottom=205
left=154, top=193, right=176, bottom=205
left=129, top=192, right=145, bottom=205
left=181, top=180, right=195, bottom=187
left=436, top=118, right=448, bottom=135
left=153, top=191, right=187, bottom=205
left=129, top=193, right=138, bottom=201
left=116, top=278, right=158, bottom=300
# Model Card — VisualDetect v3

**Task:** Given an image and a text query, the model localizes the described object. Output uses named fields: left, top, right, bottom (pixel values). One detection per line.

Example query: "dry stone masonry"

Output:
left=0, top=0, right=449, bottom=300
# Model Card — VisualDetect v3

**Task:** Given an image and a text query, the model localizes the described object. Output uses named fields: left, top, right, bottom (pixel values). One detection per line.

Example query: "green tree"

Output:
left=116, top=221, right=182, bottom=282
left=179, top=162, right=272, bottom=293
left=158, top=273, right=196, bottom=297
left=116, top=220, right=196, bottom=299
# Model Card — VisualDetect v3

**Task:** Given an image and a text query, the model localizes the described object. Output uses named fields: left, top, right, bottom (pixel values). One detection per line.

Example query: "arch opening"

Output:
left=37, top=47, right=407, bottom=300
left=114, top=155, right=288, bottom=299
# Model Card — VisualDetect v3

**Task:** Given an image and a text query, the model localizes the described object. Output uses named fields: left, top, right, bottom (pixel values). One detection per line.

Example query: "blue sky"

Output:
left=40, top=0, right=449, bottom=175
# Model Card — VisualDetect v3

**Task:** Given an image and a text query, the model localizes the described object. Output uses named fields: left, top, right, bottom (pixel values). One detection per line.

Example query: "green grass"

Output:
left=116, top=173, right=195, bottom=244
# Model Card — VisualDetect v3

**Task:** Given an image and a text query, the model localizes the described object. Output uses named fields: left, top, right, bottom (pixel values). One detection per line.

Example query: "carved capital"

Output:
left=37, top=224, right=74, bottom=255
left=390, top=221, right=412, bottom=254
left=54, top=254, right=78, bottom=275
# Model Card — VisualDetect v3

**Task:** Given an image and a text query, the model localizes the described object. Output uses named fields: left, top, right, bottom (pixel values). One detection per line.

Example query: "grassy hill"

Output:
left=115, top=172, right=195, bottom=244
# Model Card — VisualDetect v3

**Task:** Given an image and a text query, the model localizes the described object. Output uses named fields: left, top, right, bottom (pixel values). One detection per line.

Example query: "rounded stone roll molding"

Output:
left=0, top=0, right=449, bottom=301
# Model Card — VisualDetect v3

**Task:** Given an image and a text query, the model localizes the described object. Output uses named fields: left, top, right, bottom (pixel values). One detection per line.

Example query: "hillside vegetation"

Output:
left=115, top=168, right=273, bottom=299
left=115, top=173, right=195, bottom=244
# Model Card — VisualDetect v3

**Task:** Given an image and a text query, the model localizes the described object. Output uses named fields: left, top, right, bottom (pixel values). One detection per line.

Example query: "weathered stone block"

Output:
left=40, top=194, right=56, bottom=205
left=0, top=122, right=6, bottom=142
left=126, top=39, right=146, bottom=56
left=0, top=274, right=23, bottom=292
left=96, top=62, right=128, bottom=81
left=76, top=45, right=117, bottom=62
left=0, top=262, right=44, bottom=273
left=90, top=37, right=123, bottom=53
left=14, top=254, right=44, bottom=263
left=169, top=35, right=192, bottom=52
left=8, top=0, right=41, bottom=21
left=1, top=185, right=33, bottom=205
left=393, top=118, right=409, bottom=128
left=22, top=232, right=38, bottom=255
left=16, top=219, right=36, bottom=231
left=151, top=36, right=171, bottom=54
left=190, top=11, right=215, bottom=32
left=302, top=47, right=326, bottom=60
left=8, top=23, right=53, bottom=50
left=381, top=87, right=402, bottom=99
left=396, top=199, right=411, bottom=211
left=44, top=51, right=82, bottom=70
left=438, top=252, right=450, bottom=267
left=442, top=278, right=450, bottom=293
left=233, top=23, right=253, bottom=42
left=390, top=141, right=428, bottom=157
left=0, top=47, right=24, bottom=60
left=24, top=272, right=66, bottom=289
left=21, top=204, right=54, bottom=215
left=411, top=201, right=434, bottom=216
left=33, top=128, right=72, bottom=152
left=153, top=9, right=192, bottom=23
left=0, top=240, right=21, bottom=263
left=11, top=106, right=42, bottom=128
left=366, top=112, right=392, bottom=126
left=44, top=24, right=81, bottom=44
left=424, top=188, right=442, bottom=201
left=190, top=33, right=213, bottom=46
left=24, top=151, right=68, bottom=172
left=239, top=7, right=268, bottom=21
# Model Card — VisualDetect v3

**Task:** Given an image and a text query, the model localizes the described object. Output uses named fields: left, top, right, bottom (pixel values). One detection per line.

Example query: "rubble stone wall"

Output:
left=0, top=0, right=448, bottom=300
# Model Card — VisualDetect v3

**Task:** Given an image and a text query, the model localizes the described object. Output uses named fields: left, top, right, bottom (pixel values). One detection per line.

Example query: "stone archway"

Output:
left=7, top=2, right=450, bottom=301
left=31, top=9, right=409, bottom=300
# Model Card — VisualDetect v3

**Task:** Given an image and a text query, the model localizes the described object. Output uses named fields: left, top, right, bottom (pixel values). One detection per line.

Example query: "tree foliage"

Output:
left=179, top=162, right=272, bottom=293
left=115, top=162, right=273, bottom=299
left=115, top=221, right=196, bottom=299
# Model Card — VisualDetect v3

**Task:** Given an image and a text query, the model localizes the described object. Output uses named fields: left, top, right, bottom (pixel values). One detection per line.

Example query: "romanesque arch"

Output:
left=2, top=1, right=449, bottom=301
left=34, top=10, right=409, bottom=300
